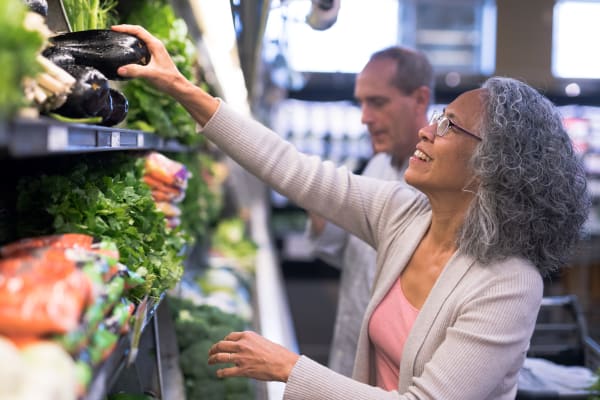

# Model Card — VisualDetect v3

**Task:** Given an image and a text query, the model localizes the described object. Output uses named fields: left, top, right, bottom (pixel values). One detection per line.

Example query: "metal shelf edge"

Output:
left=1, top=118, right=190, bottom=157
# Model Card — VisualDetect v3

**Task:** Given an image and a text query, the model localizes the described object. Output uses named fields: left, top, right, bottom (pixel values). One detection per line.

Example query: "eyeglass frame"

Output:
left=429, top=110, right=482, bottom=141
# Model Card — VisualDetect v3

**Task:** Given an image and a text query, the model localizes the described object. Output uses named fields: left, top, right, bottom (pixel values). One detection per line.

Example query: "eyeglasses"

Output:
left=429, top=110, right=482, bottom=141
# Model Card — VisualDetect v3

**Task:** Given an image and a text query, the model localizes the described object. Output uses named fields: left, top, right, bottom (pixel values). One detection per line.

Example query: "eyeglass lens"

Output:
left=437, top=118, right=449, bottom=137
left=429, top=112, right=447, bottom=137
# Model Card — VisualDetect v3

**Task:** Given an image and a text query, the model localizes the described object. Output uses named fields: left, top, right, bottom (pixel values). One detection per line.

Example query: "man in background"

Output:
left=306, top=46, right=434, bottom=377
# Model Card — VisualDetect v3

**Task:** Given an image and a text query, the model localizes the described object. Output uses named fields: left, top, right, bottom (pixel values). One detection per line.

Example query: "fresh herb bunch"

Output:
left=121, top=0, right=202, bottom=145
left=15, top=154, right=188, bottom=301
left=0, top=0, right=43, bottom=120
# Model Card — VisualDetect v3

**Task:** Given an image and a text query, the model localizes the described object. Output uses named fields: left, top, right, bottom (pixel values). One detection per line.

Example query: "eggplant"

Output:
left=52, top=65, right=110, bottom=119
left=98, top=89, right=128, bottom=127
left=45, top=30, right=151, bottom=80
left=41, top=46, right=76, bottom=68
left=24, top=0, right=48, bottom=16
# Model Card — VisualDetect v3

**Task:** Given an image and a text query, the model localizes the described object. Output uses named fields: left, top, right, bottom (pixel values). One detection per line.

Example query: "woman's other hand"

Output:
left=208, top=331, right=300, bottom=382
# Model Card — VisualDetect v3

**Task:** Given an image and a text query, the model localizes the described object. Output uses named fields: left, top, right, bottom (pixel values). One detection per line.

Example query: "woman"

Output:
left=113, top=24, right=590, bottom=399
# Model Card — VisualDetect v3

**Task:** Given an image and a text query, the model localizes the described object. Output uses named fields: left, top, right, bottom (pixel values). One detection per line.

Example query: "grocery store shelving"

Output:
left=93, top=298, right=184, bottom=400
left=0, top=117, right=189, bottom=158
left=2, top=0, right=297, bottom=398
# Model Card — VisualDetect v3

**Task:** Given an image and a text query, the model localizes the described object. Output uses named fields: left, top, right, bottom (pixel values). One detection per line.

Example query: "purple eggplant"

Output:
left=24, top=0, right=48, bottom=16
left=52, top=65, right=110, bottom=118
left=45, top=30, right=151, bottom=80
left=98, top=89, right=129, bottom=126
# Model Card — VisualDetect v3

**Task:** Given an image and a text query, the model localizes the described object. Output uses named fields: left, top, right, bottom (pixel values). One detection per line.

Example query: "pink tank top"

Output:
left=368, top=276, right=420, bottom=390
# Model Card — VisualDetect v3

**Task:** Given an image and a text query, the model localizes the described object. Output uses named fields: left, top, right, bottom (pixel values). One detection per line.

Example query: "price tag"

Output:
left=111, top=131, right=120, bottom=147
left=47, top=126, right=68, bottom=151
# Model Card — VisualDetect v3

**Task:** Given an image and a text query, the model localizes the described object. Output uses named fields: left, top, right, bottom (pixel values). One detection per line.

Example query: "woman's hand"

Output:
left=208, top=331, right=300, bottom=382
left=110, top=24, right=218, bottom=126
left=110, top=24, right=186, bottom=98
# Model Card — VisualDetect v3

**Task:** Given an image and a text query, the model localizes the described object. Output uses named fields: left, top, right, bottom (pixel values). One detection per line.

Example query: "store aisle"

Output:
left=281, top=259, right=340, bottom=366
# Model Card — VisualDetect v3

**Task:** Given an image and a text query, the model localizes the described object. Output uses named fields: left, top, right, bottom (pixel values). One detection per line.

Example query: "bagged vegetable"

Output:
left=145, top=151, right=189, bottom=189
left=0, top=247, right=91, bottom=335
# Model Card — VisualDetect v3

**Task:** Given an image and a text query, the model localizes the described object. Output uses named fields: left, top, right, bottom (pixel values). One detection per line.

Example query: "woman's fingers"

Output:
left=207, top=342, right=236, bottom=358
left=224, top=331, right=245, bottom=341
left=116, top=63, right=143, bottom=79
left=111, top=24, right=153, bottom=44
left=208, top=333, right=244, bottom=357
left=215, top=365, right=243, bottom=378
left=206, top=331, right=299, bottom=382
left=207, top=349, right=235, bottom=364
left=112, top=24, right=168, bottom=56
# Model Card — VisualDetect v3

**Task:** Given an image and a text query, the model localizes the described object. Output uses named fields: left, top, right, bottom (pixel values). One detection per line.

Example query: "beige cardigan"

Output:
left=202, top=102, right=544, bottom=400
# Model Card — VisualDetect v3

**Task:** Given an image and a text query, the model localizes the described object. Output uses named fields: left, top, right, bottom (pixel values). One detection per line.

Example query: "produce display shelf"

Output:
left=84, top=333, right=131, bottom=400
left=83, top=295, right=168, bottom=400
left=0, top=117, right=188, bottom=158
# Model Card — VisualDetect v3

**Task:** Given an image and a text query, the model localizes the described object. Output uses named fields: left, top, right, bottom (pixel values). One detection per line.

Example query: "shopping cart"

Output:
left=516, top=295, right=600, bottom=399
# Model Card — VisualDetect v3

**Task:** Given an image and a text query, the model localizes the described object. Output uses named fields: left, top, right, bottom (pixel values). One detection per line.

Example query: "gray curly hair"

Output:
left=458, top=77, right=590, bottom=276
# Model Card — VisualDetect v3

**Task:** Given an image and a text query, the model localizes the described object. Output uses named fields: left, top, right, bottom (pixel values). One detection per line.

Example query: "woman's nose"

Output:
left=418, top=123, right=436, bottom=142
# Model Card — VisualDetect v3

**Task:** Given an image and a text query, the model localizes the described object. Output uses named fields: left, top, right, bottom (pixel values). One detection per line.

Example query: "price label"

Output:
left=47, top=126, right=68, bottom=151
left=111, top=131, right=120, bottom=147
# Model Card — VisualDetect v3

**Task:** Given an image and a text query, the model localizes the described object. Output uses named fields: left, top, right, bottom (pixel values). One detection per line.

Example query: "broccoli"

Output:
left=178, top=339, right=219, bottom=379
left=167, top=295, right=255, bottom=399
left=173, top=312, right=211, bottom=350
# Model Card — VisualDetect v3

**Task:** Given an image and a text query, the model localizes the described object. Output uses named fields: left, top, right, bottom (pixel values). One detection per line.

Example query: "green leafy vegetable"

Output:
left=62, top=0, right=118, bottom=31
left=120, top=0, right=202, bottom=145
left=15, top=154, right=188, bottom=301
left=0, top=0, right=43, bottom=119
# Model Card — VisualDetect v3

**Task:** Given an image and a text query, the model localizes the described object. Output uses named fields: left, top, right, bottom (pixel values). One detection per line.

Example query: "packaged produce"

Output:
left=0, top=234, right=127, bottom=337
left=0, top=233, right=94, bottom=257
left=144, top=151, right=189, bottom=189
left=0, top=247, right=91, bottom=335
left=155, top=201, right=182, bottom=218
left=143, top=174, right=185, bottom=203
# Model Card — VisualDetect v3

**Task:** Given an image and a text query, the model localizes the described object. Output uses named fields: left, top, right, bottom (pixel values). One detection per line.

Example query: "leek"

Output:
left=62, top=0, right=118, bottom=31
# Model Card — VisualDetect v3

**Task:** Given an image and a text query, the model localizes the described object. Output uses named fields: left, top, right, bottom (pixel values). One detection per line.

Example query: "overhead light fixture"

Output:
left=565, top=82, right=581, bottom=97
